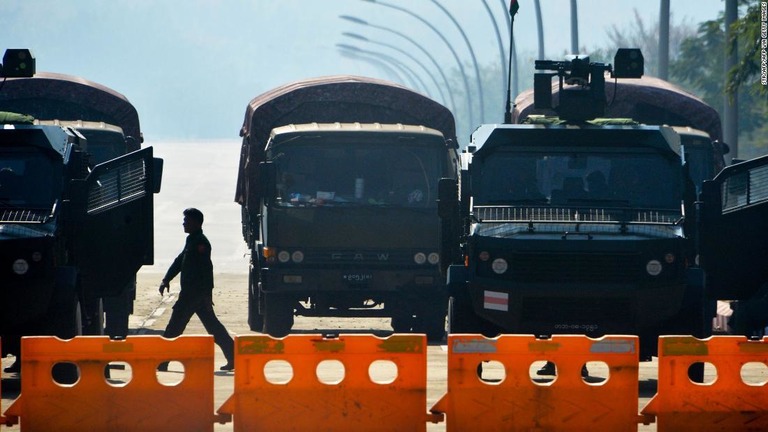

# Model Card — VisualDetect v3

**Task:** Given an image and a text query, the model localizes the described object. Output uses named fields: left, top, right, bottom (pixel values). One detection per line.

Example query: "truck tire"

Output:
left=263, top=293, right=294, bottom=337
left=391, top=310, right=415, bottom=333
left=418, top=301, right=447, bottom=342
left=447, top=294, right=478, bottom=334
left=82, top=298, right=105, bottom=336
left=248, top=269, right=264, bottom=332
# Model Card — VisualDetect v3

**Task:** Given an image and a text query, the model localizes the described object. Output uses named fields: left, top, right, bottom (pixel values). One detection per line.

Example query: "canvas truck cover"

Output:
left=0, top=71, right=141, bottom=144
left=512, top=76, right=722, bottom=143
left=235, top=75, right=457, bottom=205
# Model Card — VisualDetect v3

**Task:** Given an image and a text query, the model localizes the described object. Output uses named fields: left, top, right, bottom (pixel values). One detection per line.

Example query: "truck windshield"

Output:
left=270, top=138, right=445, bottom=208
left=475, top=149, right=682, bottom=211
left=0, top=148, right=62, bottom=208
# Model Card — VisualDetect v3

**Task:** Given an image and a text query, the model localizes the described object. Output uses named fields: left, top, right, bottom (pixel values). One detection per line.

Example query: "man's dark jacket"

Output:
left=163, top=229, right=214, bottom=299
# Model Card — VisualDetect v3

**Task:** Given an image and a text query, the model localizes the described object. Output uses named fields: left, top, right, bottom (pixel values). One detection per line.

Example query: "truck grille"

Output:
left=0, top=209, right=49, bottom=223
left=297, top=250, right=425, bottom=268
left=480, top=252, right=643, bottom=283
left=521, top=297, right=632, bottom=327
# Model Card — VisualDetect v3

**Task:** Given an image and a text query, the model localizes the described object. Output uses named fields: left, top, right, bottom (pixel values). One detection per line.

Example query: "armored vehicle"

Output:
left=439, top=51, right=709, bottom=358
left=0, top=49, right=161, bottom=360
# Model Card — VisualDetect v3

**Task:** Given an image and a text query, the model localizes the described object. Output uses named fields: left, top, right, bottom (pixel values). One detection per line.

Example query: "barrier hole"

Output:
left=688, top=361, right=716, bottom=385
left=156, top=360, right=185, bottom=386
left=529, top=360, right=556, bottom=385
left=51, top=362, right=80, bottom=386
left=105, top=361, right=132, bottom=387
left=264, top=359, right=294, bottom=384
left=368, top=360, right=398, bottom=384
left=316, top=359, right=345, bottom=385
left=477, top=360, right=506, bottom=384
left=740, top=362, right=768, bottom=386
left=581, top=361, right=609, bottom=385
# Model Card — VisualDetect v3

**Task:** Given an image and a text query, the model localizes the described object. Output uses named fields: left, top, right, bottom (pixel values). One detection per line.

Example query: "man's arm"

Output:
left=159, top=251, right=184, bottom=295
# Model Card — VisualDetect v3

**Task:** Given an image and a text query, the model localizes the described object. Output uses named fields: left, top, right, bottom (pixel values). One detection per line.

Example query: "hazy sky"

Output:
left=2, top=0, right=725, bottom=143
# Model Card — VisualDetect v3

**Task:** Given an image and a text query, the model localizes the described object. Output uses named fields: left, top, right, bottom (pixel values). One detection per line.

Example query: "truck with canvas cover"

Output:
left=0, top=49, right=162, bottom=364
left=438, top=50, right=708, bottom=359
left=236, top=75, right=459, bottom=339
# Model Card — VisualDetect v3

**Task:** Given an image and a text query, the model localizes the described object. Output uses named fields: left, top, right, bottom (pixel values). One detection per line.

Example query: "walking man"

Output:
left=158, top=208, right=235, bottom=371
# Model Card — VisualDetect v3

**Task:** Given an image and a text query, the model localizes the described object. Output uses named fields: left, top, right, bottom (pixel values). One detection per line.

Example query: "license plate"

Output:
left=342, top=273, right=373, bottom=283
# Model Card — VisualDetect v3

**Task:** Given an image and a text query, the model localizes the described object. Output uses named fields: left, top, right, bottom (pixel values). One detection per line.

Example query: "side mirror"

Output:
left=437, top=178, right=458, bottom=219
left=152, top=158, right=164, bottom=194
left=257, top=161, right=276, bottom=200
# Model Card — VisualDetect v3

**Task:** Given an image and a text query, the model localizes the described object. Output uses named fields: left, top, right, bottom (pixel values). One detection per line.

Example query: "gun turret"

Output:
left=533, top=48, right=644, bottom=122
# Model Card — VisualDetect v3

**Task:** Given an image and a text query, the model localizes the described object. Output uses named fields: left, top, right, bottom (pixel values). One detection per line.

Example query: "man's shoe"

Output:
left=4, top=359, right=20, bottom=373
left=219, top=362, right=234, bottom=371
left=157, top=361, right=169, bottom=372
left=536, top=362, right=556, bottom=376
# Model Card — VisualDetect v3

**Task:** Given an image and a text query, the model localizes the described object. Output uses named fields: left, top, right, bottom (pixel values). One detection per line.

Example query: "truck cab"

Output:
left=1, top=117, right=160, bottom=358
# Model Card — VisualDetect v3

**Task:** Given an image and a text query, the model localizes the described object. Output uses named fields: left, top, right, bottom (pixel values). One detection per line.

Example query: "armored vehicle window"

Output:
left=270, top=136, right=446, bottom=208
left=474, top=149, right=682, bottom=211
left=0, top=147, right=62, bottom=208
left=681, top=135, right=718, bottom=194
left=79, top=129, right=127, bottom=165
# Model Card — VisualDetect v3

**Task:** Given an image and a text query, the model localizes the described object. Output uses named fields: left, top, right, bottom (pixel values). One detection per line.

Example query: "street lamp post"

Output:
left=342, top=32, right=440, bottom=100
left=429, top=0, right=486, bottom=123
left=340, top=15, right=457, bottom=113
left=336, top=43, right=432, bottom=96
left=338, top=47, right=404, bottom=83
left=482, top=0, right=507, bottom=101
left=362, top=0, right=475, bottom=128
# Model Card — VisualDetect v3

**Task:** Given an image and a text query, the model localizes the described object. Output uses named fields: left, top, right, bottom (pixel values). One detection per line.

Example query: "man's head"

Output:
left=182, top=207, right=204, bottom=233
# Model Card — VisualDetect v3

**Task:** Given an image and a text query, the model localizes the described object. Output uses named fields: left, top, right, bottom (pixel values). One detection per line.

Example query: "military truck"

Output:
left=236, top=76, right=459, bottom=339
left=0, top=49, right=161, bottom=361
left=438, top=50, right=709, bottom=359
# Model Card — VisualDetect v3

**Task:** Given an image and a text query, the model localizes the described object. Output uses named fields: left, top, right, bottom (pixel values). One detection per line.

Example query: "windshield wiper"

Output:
left=484, top=198, right=550, bottom=205
left=0, top=198, right=20, bottom=209
left=566, top=198, right=631, bottom=207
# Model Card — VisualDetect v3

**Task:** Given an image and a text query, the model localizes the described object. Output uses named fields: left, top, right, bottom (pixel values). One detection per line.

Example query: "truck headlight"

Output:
left=646, top=260, right=662, bottom=276
left=492, top=258, right=508, bottom=274
left=278, top=251, right=291, bottom=263
left=414, top=252, right=427, bottom=265
left=427, top=252, right=440, bottom=265
left=291, top=251, right=304, bottom=263
left=13, top=258, right=29, bottom=275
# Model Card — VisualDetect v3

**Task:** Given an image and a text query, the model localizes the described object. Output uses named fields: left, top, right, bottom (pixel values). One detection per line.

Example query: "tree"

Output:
left=601, top=9, right=695, bottom=77
left=727, top=1, right=768, bottom=98
left=671, top=3, right=768, bottom=157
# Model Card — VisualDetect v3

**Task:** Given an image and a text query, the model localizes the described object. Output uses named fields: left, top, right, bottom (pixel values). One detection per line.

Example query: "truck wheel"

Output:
left=419, top=302, right=447, bottom=342
left=263, top=293, right=294, bottom=337
left=248, top=272, right=264, bottom=332
left=391, top=310, right=415, bottom=333
left=82, top=298, right=105, bottom=336
left=447, top=294, right=479, bottom=334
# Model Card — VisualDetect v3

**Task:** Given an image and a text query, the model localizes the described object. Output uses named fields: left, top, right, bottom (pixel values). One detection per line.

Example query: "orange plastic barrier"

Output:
left=3, top=335, right=224, bottom=431
left=217, top=333, right=437, bottom=431
left=431, top=334, right=643, bottom=431
left=641, top=335, right=768, bottom=431
left=0, top=337, right=5, bottom=426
